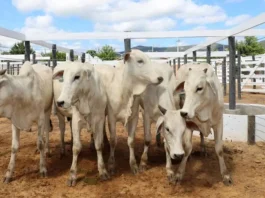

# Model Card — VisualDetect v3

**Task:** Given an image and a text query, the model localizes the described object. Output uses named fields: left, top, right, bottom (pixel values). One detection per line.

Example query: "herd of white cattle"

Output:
left=0, top=49, right=232, bottom=187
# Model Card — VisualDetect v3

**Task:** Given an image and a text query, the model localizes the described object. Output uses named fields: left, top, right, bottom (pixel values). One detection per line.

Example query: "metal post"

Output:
left=178, top=58, right=181, bottom=69
left=237, top=53, right=241, bottom=99
left=7, top=61, right=10, bottom=74
left=173, top=59, right=176, bottom=76
left=24, top=41, right=31, bottom=61
left=48, top=60, right=51, bottom=67
left=32, top=53, right=36, bottom=64
left=184, top=55, right=187, bottom=64
left=70, top=49, right=74, bottom=62
left=252, top=55, right=256, bottom=89
left=124, top=38, right=131, bottom=53
left=169, top=60, right=172, bottom=66
left=228, top=36, right=236, bottom=110
left=248, top=115, right=255, bottom=145
left=52, top=44, right=57, bottom=68
left=193, top=51, right=196, bottom=62
left=81, top=53, right=85, bottom=63
left=207, top=45, right=211, bottom=64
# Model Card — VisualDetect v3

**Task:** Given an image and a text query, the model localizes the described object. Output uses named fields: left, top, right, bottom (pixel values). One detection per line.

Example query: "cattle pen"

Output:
left=0, top=13, right=265, bottom=197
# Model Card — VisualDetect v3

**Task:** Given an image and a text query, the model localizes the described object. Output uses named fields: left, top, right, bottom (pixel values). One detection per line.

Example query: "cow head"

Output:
left=124, top=49, right=163, bottom=95
left=177, top=65, right=217, bottom=120
left=156, top=105, right=186, bottom=160
left=53, top=62, right=93, bottom=109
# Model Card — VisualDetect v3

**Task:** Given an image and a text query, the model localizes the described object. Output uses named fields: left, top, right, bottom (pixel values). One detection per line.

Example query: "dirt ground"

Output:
left=0, top=93, right=265, bottom=198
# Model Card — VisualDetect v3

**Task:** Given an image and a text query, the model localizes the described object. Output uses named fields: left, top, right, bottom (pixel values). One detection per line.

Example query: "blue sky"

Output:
left=0, top=0, right=264, bottom=53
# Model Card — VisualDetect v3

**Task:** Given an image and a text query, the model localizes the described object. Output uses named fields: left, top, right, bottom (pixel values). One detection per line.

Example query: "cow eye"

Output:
left=137, top=59, right=144, bottom=64
left=74, top=76, right=80, bottom=81
left=166, top=127, right=170, bottom=132
left=196, top=87, right=203, bottom=92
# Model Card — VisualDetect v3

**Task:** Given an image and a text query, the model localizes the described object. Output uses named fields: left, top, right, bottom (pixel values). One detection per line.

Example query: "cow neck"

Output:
left=8, top=74, right=34, bottom=102
left=118, top=64, right=134, bottom=125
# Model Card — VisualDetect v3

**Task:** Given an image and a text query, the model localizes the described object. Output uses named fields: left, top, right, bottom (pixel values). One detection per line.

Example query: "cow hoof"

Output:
left=3, top=177, right=11, bottom=184
left=223, top=174, right=233, bottom=186
left=67, top=178, right=77, bottom=187
left=130, top=164, right=139, bottom=175
left=108, top=165, right=115, bottom=176
left=167, top=174, right=176, bottom=185
left=175, top=172, right=184, bottom=183
left=99, top=172, right=110, bottom=181
left=40, top=169, right=47, bottom=178
left=139, top=164, right=147, bottom=172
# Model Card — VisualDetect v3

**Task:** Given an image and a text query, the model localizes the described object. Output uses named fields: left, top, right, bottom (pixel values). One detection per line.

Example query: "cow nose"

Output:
left=180, top=111, right=188, bottom=118
left=57, top=101, right=65, bottom=107
left=157, top=77, right=163, bottom=83
left=173, top=154, right=184, bottom=160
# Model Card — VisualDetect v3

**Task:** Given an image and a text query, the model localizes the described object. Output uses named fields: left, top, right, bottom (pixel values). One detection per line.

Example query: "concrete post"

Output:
left=24, top=41, right=31, bottom=61
left=228, top=36, right=236, bottom=110
left=124, top=39, right=131, bottom=53
left=178, top=57, right=181, bottom=69
left=193, top=51, right=196, bottom=62
left=70, top=49, right=74, bottom=62
left=207, top=45, right=211, bottom=64
left=81, top=53, right=86, bottom=63
left=184, top=55, right=187, bottom=64
left=248, top=115, right=255, bottom=145
left=52, top=44, right=57, bottom=68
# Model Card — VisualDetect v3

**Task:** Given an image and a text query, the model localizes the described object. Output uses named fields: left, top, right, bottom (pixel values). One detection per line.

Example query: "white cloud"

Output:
left=225, top=14, right=251, bottom=26
left=192, top=26, right=208, bottom=31
left=94, top=18, right=176, bottom=32
left=225, top=0, right=244, bottom=3
left=12, top=0, right=227, bottom=31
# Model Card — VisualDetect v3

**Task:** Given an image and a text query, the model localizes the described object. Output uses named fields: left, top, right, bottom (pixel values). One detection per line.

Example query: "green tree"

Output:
left=236, top=36, right=265, bottom=56
left=97, top=45, right=117, bottom=60
left=42, top=51, right=66, bottom=61
left=9, top=41, right=34, bottom=54
left=86, top=50, right=97, bottom=57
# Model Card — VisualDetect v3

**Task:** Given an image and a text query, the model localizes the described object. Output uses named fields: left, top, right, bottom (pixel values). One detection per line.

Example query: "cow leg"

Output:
left=94, top=118, right=110, bottom=180
left=107, top=117, right=116, bottom=175
left=164, top=141, right=175, bottom=184
left=69, top=117, right=73, bottom=147
left=57, top=113, right=66, bottom=158
left=175, top=128, right=193, bottom=183
left=200, top=132, right=207, bottom=157
left=213, top=120, right=233, bottom=186
left=67, top=109, right=82, bottom=186
left=3, top=125, right=20, bottom=183
left=44, top=108, right=52, bottom=157
left=38, top=113, right=47, bottom=178
left=127, top=112, right=139, bottom=174
left=139, top=111, right=151, bottom=172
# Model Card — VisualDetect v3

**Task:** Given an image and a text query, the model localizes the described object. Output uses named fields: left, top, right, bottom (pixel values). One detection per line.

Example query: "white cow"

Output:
left=0, top=61, right=53, bottom=183
left=54, top=49, right=163, bottom=186
left=53, top=63, right=109, bottom=157
left=135, top=63, right=177, bottom=172
left=161, top=62, right=232, bottom=185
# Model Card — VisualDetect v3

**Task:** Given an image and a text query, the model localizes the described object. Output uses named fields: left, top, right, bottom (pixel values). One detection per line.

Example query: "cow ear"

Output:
left=53, top=70, right=64, bottom=80
left=156, top=116, right=164, bottom=136
left=158, top=105, right=167, bottom=115
left=175, top=81, right=185, bottom=92
left=0, top=69, right=6, bottom=75
left=124, top=52, right=130, bottom=64
left=204, top=68, right=217, bottom=95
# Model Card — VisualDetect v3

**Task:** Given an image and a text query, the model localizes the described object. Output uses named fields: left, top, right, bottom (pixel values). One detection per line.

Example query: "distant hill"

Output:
left=119, top=43, right=228, bottom=54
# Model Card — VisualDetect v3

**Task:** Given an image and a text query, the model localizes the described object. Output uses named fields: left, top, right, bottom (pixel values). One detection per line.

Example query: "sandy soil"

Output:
left=0, top=93, right=265, bottom=198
